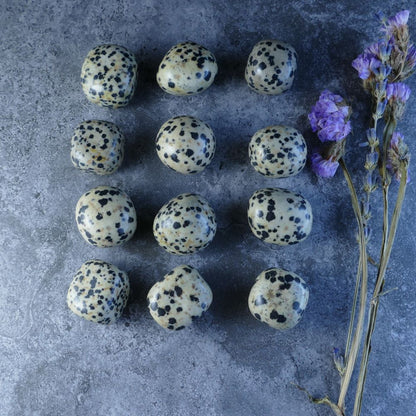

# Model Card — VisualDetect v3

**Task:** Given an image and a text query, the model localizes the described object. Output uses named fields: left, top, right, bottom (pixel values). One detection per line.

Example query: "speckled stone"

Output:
left=70, top=120, right=125, bottom=175
left=81, top=44, right=138, bottom=108
left=147, top=264, right=213, bottom=330
left=248, top=125, right=307, bottom=178
left=156, top=115, right=216, bottom=174
left=153, top=193, right=217, bottom=255
left=245, top=40, right=297, bottom=95
left=75, top=185, right=137, bottom=247
left=248, top=268, right=309, bottom=330
left=156, top=41, right=217, bottom=95
left=248, top=188, right=312, bottom=245
left=67, top=259, right=130, bottom=324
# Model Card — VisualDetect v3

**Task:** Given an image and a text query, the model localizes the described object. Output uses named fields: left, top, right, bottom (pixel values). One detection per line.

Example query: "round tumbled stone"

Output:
left=67, top=259, right=130, bottom=324
left=75, top=185, right=137, bottom=247
left=157, top=41, right=217, bottom=95
left=248, top=268, right=309, bottom=330
left=248, top=188, right=312, bottom=246
left=153, top=193, right=217, bottom=255
left=156, top=115, right=216, bottom=174
left=245, top=39, right=297, bottom=95
left=249, top=125, right=307, bottom=178
left=70, top=120, right=125, bottom=175
left=147, top=264, right=213, bottom=330
left=81, top=44, right=138, bottom=108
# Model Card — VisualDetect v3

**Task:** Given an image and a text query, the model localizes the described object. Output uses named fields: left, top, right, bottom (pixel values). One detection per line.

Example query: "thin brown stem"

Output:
left=353, top=166, right=408, bottom=416
left=294, top=384, right=346, bottom=416
left=337, top=159, right=368, bottom=413
left=345, top=252, right=362, bottom=363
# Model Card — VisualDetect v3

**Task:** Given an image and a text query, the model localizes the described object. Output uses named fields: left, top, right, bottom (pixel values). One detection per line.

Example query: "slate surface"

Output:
left=1, top=1, right=415, bottom=415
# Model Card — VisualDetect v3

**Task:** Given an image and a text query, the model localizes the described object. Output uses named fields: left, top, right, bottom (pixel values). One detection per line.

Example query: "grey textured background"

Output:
left=1, top=1, right=415, bottom=415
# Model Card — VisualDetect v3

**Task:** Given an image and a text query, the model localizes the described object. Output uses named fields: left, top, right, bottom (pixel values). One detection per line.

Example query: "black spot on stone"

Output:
left=266, top=212, right=275, bottom=221
left=265, top=270, right=277, bottom=280
left=270, top=310, right=287, bottom=322
left=174, top=286, right=183, bottom=296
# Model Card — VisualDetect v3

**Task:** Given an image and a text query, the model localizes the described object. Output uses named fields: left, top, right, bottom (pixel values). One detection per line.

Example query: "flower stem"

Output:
left=344, top=254, right=362, bottom=363
left=337, top=159, right=368, bottom=413
left=346, top=95, right=382, bottom=362
left=353, top=166, right=408, bottom=416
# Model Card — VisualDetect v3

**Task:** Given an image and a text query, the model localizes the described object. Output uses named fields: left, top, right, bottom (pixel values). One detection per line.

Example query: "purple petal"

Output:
left=384, top=10, right=410, bottom=35
left=319, top=90, right=344, bottom=103
left=310, top=153, right=339, bottom=178
left=388, top=10, right=410, bottom=28
left=352, top=54, right=372, bottom=79
left=405, top=44, right=416, bottom=69
left=386, top=82, right=411, bottom=102
left=390, top=131, right=403, bottom=148
left=317, top=115, right=351, bottom=142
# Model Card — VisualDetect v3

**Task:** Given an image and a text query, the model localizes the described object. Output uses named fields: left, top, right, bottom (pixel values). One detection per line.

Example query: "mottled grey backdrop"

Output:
left=1, top=1, right=415, bottom=415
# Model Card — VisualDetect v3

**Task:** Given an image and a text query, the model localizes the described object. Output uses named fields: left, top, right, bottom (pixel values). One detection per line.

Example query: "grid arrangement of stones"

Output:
left=68, top=40, right=312, bottom=332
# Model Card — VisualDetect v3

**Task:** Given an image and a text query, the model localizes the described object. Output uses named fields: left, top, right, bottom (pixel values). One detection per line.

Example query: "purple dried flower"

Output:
left=405, top=44, right=416, bottom=69
left=319, top=90, right=344, bottom=103
left=308, top=90, right=351, bottom=142
left=383, top=10, right=410, bottom=35
left=317, top=115, right=352, bottom=143
left=365, top=42, right=381, bottom=57
left=352, top=54, right=376, bottom=80
left=387, top=132, right=410, bottom=183
left=386, top=82, right=411, bottom=102
left=364, top=39, right=393, bottom=61
left=310, top=152, right=339, bottom=178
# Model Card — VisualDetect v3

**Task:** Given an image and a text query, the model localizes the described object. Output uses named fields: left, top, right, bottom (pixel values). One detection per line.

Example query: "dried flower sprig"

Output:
left=300, top=10, right=413, bottom=416
left=308, top=90, right=351, bottom=178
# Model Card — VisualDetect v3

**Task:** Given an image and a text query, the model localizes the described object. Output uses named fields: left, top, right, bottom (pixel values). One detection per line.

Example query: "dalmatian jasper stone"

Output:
left=81, top=44, right=138, bottom=108
left=156, top=115, right=216, bottom=174
left=147, top=265, right=212, bottom=330
left=75, top=185, right=137, bottom=248
left=248, top=188, right=312, bottom=246
left=245, top=40, right=297, bottom=95
left=157, top=41, right=217, bottom=95
left=249, top=125, right=307, bottom=178
left=67, top=259, right=130, bottom=324
left=153, top=193, right=217, bottom=255
left=248, top=268, right=309, bottom=330
left=70, top=120, right=125, bottom=175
